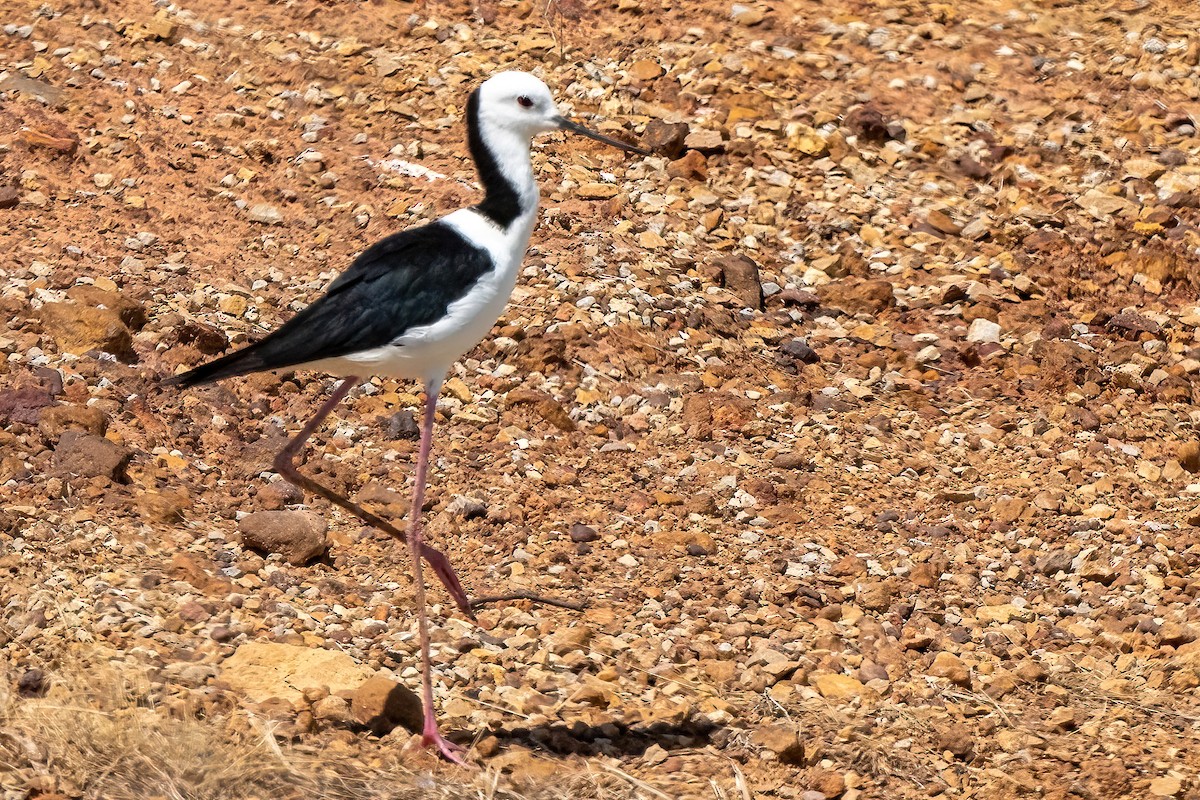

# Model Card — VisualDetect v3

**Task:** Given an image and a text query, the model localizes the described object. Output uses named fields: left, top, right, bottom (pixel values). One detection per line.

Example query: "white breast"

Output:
left=321, top=207, right=538, bottom=384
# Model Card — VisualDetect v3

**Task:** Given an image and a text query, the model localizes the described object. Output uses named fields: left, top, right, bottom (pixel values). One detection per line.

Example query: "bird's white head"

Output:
left=473, top=70, right=648, bottom=154
left=475, top=71, right=561, bottom=139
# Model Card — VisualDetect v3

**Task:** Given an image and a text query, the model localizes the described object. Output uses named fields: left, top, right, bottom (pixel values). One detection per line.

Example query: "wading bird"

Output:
left=167, top=71, right=647, bottom=761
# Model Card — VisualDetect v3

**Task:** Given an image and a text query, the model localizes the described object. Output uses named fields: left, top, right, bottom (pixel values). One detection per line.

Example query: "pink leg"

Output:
left=272, top=377, right=476, bottom=618
left=408, top=378, right=464, bottom=763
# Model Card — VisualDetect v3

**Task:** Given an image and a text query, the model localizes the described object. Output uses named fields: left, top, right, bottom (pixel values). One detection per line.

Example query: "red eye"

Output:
left=517, top=96, right=534, bottom=108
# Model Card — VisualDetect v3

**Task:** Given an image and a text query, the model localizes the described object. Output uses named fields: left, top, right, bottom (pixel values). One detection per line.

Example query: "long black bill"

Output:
left=556, top=116, right=650, bottom=156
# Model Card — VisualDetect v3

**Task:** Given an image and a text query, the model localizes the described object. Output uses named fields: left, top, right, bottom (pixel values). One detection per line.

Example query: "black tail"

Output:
left=162, top=344, right=272, bottom=388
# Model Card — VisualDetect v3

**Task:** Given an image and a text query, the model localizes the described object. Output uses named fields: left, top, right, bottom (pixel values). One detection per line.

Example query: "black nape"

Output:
left=466, top=89, right=525, bottom=228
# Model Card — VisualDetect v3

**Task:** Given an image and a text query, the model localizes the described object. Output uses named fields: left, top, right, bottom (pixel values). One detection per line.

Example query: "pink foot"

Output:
left=421, top=718, right=466, bottom=764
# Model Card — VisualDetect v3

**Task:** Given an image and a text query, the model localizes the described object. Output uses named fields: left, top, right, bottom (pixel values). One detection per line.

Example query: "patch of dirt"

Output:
left=2, top=0, right=1199, bottom=798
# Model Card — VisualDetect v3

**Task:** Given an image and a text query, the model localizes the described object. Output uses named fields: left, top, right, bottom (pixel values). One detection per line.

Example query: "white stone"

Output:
left=967, top=317, right=1002, bottom=343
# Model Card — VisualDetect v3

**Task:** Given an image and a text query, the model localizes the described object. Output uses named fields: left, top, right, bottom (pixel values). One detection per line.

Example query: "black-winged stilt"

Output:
left=166, top=71, right=646, bottom=761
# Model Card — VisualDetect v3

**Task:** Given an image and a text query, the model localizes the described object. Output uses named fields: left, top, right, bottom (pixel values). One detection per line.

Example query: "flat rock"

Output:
left=246, top=203, right=283, bottom=224
left=578, top=182, right=619, bottom=199
left=628, top=59, right=664, bottom=81
left=37, top=301, right=134, bottom=359
left=1149, top=776, right=1183, bottom=797
left=812, top=673, right=865, bottom=699
left=220, top=642, right=372, bottom=705
left=1076, top=189, right=1136, bottom=219
left=65, top=285, right=148, bottom=331
left=750, top=723, right=805, bottom=765
left=966, top=317, right=1001, bottom=344
left=38, top=404, right=109, bottom=440
left=0, top=386, right=56, bottom=425
left=238, top=510, right=328, bottom=565
left=683, top=129, right=724, bottom=152
left=817, top=277, right=896, bottom=315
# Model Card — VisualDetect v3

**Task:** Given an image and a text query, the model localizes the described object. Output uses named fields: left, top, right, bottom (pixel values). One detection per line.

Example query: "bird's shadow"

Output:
left=463, top=716, right=722, bottom=758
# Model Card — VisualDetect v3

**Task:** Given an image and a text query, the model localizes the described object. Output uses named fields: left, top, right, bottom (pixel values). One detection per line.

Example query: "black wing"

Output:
left=165, top=221, right=493, bottom=388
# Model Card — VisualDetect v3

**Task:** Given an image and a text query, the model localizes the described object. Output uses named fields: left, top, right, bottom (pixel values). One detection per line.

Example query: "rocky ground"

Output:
left=2, top=0, right=1200, bottom=797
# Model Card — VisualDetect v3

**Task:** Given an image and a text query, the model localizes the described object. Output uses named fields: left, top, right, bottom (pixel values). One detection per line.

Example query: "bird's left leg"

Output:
left=271, top=377, right=476, bottom=618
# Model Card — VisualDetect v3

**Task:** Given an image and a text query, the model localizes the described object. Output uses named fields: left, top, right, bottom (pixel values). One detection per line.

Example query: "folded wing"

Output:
left=165, top=222, right=493, bottom=387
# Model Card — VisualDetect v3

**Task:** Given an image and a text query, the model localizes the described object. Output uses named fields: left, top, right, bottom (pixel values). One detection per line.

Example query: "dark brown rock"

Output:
left=165, top=316, right=231, bottom=355
left=237, top=510, right=328, bottom=566
left=641, top=120, right=690, bottom=158
left=52, top=431, right=131, bottom=481
left=937, top=724, right=974, bottom=759
left=772, top=452, right=812, bottom=470
left=1178, top=440, right=1200, bottom=473
left=666, top=148, right=708, bottom=180
left=0, top=386, right=55, bottom=425
left=1107, top=310, right=1161, bottom=337
left=843, top=104, right=895, bottom=143
left=536, top=398, right=576, bottom=431
left=17, top=669, right=48, bottom=697
left=713, top=254, right=763, bottom=309
left=780, top=338, right=819, bottom=363
left=351, top=674, right=422, bottom=735
left=570, top=523, right=599, bottom=542
left=513, top=332, right=568, bottom=372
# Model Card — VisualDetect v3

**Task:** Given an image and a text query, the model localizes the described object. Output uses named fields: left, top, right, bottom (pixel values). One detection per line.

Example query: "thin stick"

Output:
left=469, top=591, right=588, bottom=611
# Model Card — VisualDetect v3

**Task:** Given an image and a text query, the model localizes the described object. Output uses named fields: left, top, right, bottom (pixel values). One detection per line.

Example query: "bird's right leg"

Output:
left=406, top=378, right=465, bottom=763
left=271, top=377, right=475, bottom=618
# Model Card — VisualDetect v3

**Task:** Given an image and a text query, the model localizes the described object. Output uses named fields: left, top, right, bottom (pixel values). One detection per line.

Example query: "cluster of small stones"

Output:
left=1, top=0, right=1199, bottom=798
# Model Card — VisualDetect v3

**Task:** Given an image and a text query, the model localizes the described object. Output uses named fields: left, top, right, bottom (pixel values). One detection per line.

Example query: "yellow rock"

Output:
left=218, top=295, right=248, bottom=316
left=578, top=183, right=619, bottom=200
left=220, top=642, right=371, bottom=704
left=726, top=106, right=762, bottom=126
left=628, top=59, right=664, bottom=81
left=788, top=125, right=828, bottom=156
left=575, top=388, right=604, bottom=405
left=812, top=673, right=864, bottom=699
left=652, top=491, right=684, bottom=506
left=928, top=652, right=971, bottom=685
left=1149, top=776, right=1182, bottom=797
left=637, top=230, right=668, bottom=248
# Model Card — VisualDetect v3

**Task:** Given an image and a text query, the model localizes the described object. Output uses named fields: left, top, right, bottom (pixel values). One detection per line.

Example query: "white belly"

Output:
left=309, top=207, right=535, bottom=384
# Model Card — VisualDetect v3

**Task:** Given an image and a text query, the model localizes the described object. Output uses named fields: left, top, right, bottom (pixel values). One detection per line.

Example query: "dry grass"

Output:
left=0, top=662, right=642, bottom=800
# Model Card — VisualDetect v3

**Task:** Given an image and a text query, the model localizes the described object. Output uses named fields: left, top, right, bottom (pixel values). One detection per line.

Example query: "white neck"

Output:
left=468, top=94, right=541, bottom=229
